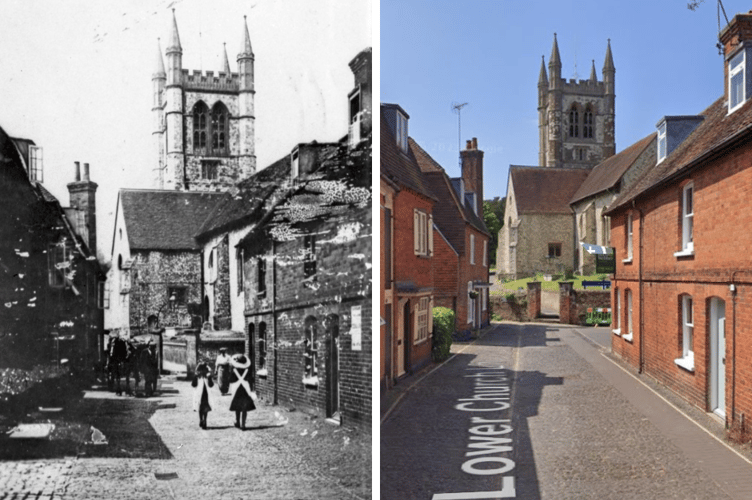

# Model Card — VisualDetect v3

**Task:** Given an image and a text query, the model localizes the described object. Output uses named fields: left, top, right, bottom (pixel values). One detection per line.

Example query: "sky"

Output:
left=0, top=0, right=371, bottom=262
left=381, top=0, right=748, bottom=202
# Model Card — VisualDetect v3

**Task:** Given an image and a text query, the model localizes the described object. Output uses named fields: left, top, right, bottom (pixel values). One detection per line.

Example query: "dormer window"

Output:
left=729, top=50, right=746, bottom=113
left=395, top=111, right=408, bottom=153
left=29, top=146, right=43, bottom=182
left=657, top=121, right=667, bottom=163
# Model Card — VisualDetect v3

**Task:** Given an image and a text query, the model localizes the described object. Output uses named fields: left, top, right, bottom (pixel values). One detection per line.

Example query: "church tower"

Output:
left=538, top=34, right=615, bottom=169
left=153, top=10, right=257, bottom=191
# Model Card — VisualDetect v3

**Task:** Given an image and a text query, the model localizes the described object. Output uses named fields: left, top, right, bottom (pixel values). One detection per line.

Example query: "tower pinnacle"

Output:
left=589, top=59, right=597, bottom=82
left=538, top=55, right=548, bottom=87
left=222, top=42, right=231, bottom=74
left=549, top=33, right=562, bottom=80
left=166, top=9, right=182, bottom=54
left=153, top=38, right=166, bottom=79
left=239, top=15, right=253, bottom=58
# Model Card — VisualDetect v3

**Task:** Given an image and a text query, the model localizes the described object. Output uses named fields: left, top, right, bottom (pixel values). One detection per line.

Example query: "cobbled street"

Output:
left=0, top=375, right=370, bottom=500
left=381, top=323, right=752, bottom=500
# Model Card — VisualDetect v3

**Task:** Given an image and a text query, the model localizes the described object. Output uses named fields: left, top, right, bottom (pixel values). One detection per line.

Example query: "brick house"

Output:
left=570, top=133, right=656, bottom=274
left=605, top=10, right=752, bottom=433
left=0, top=125, right=104, bottom=369
left=380, top=104, right=437, bottom=392
left=195, top=47, right=372, bottom=429
left=412, top=138, right=491, bottom=333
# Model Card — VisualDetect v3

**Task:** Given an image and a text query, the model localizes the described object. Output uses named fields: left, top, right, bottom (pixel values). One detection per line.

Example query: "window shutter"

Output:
left=428, top=214, right=434, bottom=256
left=414, top=210, right=420, bottom=254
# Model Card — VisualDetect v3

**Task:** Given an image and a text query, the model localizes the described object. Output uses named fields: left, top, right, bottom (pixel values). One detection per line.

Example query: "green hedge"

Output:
left=432, top=307, right=455, bottom=362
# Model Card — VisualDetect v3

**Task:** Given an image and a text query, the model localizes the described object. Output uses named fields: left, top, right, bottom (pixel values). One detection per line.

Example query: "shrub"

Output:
left=432, top=307, right=455, bottom=362
left=504, top=292, right=516, bottom=303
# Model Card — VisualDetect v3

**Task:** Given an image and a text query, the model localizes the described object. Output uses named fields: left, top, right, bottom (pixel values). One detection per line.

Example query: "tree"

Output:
left=483, top=201, right=501, bottom=267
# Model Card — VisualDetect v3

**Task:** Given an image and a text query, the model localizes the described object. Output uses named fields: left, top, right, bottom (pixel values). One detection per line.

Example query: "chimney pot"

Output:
left=472, top=137, right=478, bottom=149
left=74, top=161, right=81, bottom=181
left=83, top=163, right=90, bottom=181
left=466, top=139, right=472, bottom=150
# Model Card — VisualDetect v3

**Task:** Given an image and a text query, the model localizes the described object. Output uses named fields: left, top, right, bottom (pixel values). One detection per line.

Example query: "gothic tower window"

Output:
left=211, top=102, right=229, bottom=153
left=193, top=102, right=208, bottom=151
left=569, top=105, right=579, bottom=138
left=583, top=106, right=594, bottom=139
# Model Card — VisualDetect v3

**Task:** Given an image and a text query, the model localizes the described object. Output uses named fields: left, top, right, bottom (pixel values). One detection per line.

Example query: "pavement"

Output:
left=1, top=374, right=371, bottom=499
left=381, top=321, right=752, bottom=499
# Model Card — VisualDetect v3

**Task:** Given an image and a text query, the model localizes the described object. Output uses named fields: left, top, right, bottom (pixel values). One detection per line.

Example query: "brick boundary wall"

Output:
left=490, top=297, right=530, bottom=322
left=527, top=282, right=541, bottom=318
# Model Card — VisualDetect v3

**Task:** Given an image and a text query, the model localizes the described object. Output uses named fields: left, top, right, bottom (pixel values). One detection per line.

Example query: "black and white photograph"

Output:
left=0, top=1, right=371, bottom=498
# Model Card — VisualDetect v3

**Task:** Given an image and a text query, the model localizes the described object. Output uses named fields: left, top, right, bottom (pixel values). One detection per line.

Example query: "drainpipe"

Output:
left=272, top=240, right=278, bottom=406
left=633, top=201, right=645, bottom=374
left=731, top=270, right=740, bottom=427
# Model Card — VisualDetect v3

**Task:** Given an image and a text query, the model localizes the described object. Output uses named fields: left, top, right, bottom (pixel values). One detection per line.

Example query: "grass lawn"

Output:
left=492, top=273, right=610, bottom=293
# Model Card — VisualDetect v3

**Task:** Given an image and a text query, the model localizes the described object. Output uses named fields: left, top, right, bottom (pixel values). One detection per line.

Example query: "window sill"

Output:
left=674, top=354, right=695, bottom=372
left=673, top=249, right=694, bottom=258
left=302, top=375, right=319, bottom=388
left=414, top=337, right=428, bottom=346
left=256, top=368, right=268, bottom=378
left=612, top=328, right=621, bottom=336
left=621, top=258, right=633, bottom=264
left=622, top=332, right=633, bottom=343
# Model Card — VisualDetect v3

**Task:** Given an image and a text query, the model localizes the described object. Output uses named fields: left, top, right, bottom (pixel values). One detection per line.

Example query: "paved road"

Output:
left=1, top=375, right=370, bottom=500
left=381, top=323, right=752, bottom=500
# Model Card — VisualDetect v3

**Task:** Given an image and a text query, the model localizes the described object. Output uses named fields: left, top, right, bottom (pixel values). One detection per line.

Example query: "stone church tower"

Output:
left=538, top=34, right=615, bottom=169
left=153, top=10, right=256, bottom=191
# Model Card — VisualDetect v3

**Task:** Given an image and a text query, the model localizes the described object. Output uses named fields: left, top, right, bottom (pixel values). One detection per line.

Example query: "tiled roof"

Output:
left=607, top=95, right=752, bottom=213
left=121, top=189, right=227, bottom=251
left=196, top=155, right=291, bottom=239
left=510, top=166, right=591, bottom=214
left=570, top=133, right=656, bottom=205
left=411, top=139, right=489, bottom=245
left=380, top=108, right=436, bottom=200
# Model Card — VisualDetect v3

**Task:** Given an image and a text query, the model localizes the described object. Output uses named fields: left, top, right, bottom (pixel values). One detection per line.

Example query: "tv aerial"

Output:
left=451, top=102, right=469, bottom=170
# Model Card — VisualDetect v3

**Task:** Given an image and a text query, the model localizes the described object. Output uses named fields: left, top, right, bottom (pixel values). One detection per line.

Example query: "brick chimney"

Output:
left=719, top=11, right=752, bottom=105
left=67, top=161, right=98, bottom=255
left=460, top=137, right=484, bottom=216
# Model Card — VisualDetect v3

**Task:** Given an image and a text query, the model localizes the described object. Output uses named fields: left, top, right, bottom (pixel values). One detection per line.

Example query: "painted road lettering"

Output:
left=433, top=366, right=517, bottom=499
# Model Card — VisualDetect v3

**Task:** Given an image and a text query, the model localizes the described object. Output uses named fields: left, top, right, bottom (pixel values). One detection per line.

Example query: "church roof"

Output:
left=607, top=94, right=752, bottom=214
left=510, top=166, right=590, bottom=215
left=380, top=108, right=436, bottom=201
left=570, top=132, right=655, bottom=205
left=120, top=189, right=226, bottom=251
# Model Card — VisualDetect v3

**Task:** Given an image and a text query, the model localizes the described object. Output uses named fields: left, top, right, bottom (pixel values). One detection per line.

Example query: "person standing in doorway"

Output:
left=229, top=354, right=255, bottom=429
left=215, top=347, right=232, bottom=395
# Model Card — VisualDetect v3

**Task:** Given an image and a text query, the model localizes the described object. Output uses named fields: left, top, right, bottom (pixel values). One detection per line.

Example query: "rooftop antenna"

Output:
left=717, top=0, right=730, bottom=55
left=451, top=102, right=469, bottom=171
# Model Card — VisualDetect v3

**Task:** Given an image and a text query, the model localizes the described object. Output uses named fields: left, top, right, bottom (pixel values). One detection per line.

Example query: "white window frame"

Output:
left=729, top=49, right=746, bottom=113
left=470, top=234, right=475, bottom=265
left=414, top=210, right=432, bottom=257
left=396, top=111, right=408, bottom=152
left=675, top=295, right=695, bottom=371
left=414, top=297, right=429, bottom=344
left=657, top=121, right=667, bottom=163
left=483, top=240, right=488, bottom=267
left=675, top=183, right=694, bottom=257
left=613, top=288, right=621, bottom=336
left=623, top=289, right=633, bottom=342
left=482, top=288, right=487, bottom=311
left=624, top=212, right=633, bottom=263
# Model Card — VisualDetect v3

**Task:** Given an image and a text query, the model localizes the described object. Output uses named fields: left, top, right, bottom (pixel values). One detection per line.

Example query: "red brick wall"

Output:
left=392, top=189, right=434, bottom=372
left=456, top=226, right=490, bottom=331
left=610, top=141, right=752, bottom=426
left=432, top=228, right=458, bottom=311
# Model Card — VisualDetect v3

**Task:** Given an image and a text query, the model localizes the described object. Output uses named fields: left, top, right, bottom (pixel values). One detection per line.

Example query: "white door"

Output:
left=710, top=298, right=726, bottom=417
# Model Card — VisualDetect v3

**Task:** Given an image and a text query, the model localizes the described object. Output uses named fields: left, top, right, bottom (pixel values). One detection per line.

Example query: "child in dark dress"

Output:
left=229, top=354, right=256, bottom=429
left=191, top=362, right=214, bottom=429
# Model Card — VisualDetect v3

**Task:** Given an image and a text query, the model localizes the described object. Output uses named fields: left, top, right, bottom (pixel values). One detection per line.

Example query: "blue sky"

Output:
left=381, top=0, right=748, bottom=201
